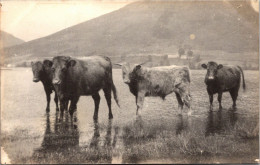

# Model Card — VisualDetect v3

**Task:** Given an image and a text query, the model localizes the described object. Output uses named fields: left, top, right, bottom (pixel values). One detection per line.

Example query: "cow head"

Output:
left=114, top=62, right=132, bottom=84
left=31, top=61, right=44, bottom=82
left=201, top=61, right=223, bottom=81
left=43, top=59, right=53, bottom=71
left=174, top=75, right=192, bottom=108
left=51, top=56, right=76, bottom=85
left=115, top=62, right=147, bottom=84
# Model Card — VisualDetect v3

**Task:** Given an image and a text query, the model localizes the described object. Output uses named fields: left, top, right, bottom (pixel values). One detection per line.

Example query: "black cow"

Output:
left=31, top=60, right=59, bottom=112
left=201, top=61, right=246, bottom=110
left=116, top=62, right=191, bottom=115
left=51, top=56, right=119, bottom=120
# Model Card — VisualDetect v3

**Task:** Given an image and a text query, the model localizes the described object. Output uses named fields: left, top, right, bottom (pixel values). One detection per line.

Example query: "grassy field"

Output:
left=1, top=68, right=259, bottom=164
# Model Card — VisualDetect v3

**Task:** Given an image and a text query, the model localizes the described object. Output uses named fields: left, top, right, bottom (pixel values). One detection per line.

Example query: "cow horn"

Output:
left=114, top=63, right=122, bottom=66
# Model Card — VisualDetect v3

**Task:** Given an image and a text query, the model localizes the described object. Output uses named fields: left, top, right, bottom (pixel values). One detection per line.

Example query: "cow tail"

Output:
left=106, top=56, right=120, bottom=107
left=112, top=81, right=120, bottom=107
left=187, top=67, right=191, bottom=83
left=185, top=66, right=191, bottom=83
left=237, top=66, right=246, bottom=91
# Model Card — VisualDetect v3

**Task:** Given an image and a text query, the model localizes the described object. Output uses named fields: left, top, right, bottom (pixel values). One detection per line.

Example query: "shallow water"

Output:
left=1, top=68, right=259, bottom=164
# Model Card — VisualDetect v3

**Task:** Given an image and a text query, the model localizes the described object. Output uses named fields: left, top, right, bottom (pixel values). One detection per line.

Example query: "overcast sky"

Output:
left=1, top=1, right=132, bottom=41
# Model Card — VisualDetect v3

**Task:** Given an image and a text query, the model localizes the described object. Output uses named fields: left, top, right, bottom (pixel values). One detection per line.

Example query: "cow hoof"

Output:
left=59, top=114, right=64, bottom=121
left=69, top=110, right=74, bottom=116
left=46, top=107, right=50, bottom=112
left=109, top=113, right=113, bottom=119
left=136, top=110, right=142, bottom=116
left=232, top=106, right=237, bottom=111
left=93, top=115, right=98, bottom=121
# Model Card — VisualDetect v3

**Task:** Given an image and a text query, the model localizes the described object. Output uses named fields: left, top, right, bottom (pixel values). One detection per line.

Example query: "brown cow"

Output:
left=31, top=60, right=59, bottom=112
left=51, top=56, right=119, bottom=120
left=201, top=61, right=246, bottom=110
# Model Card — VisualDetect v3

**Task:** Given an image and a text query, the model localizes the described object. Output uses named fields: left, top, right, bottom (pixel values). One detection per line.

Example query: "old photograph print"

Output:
left=0, top=0, right=259, bottom=164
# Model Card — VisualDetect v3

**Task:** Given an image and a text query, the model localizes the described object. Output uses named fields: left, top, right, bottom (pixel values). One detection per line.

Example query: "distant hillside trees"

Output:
left=187, top=50, right=193, bottom=60
left=178, top=48, right=185, bottom=59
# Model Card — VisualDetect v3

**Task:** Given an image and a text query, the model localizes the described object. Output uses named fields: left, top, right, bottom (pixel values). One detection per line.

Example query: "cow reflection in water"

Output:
left=205, top=109, right=238, bottom=136
left=175, top=115, right=189, bottom=135
left=33, top=113, right=119, bottom=163
left=88, top=119, right=120, bottom=163
left=89, top=120, right=117, bottom=147
left=32, top=112, right=79, bottom=163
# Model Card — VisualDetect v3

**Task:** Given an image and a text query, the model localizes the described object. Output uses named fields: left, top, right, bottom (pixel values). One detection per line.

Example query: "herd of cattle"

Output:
left=31, top=56, right=246, bottom=119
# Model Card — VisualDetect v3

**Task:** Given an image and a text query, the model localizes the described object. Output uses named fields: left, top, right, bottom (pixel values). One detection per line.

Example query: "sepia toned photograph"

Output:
left=0, top=0, right=259, bottom=164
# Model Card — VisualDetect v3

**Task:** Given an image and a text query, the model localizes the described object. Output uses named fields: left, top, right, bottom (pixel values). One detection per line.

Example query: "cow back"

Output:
left=212, top=65, right=241, bottom=91
left=135, top=65, right=190, bottom=97
left=66, top=56, right=112, bottom=95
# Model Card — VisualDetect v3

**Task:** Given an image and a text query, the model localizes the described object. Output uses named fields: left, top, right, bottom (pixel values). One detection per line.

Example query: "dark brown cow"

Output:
left=51, top=56, right=119, bottom=119
left=116, top=63, right=191, bottom=115
left=201, top=61, right=246, bottom=110
left=31, top=60, right=59, bottom=112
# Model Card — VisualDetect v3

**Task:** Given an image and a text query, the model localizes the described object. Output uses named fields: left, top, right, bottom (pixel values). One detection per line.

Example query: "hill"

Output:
left=2, top=1, right=259, bottom=66
left=0, top=31, right=25, bottom=48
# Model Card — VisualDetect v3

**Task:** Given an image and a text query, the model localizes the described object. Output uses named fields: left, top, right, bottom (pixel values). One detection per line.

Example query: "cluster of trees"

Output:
left=178, top=44, right=193, bottom=60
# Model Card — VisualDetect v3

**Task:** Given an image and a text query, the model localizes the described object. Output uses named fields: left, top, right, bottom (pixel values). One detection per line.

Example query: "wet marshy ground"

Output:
left=1, top=68, right=259, bottom=164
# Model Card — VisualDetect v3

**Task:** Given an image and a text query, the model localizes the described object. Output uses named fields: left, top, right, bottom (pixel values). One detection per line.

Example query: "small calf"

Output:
left=31, top=60, right=59, bottom=112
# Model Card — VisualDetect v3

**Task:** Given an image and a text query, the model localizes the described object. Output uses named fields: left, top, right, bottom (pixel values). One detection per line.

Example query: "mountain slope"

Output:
left=3, top=1, right=259, bottom=64
left=0, top=31, right=25, bottom=48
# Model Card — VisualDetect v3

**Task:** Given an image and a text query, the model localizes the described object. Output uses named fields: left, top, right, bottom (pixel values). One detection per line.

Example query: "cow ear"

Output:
left=114, top=63, right=122, bottom=66
left=43, top=60, right=53, bottom=67
left=135, top=65, right=142, bottom=70
left=217, top=64, right=223, bottom=69
left=67, top=60, right=76, bottom=67
left=201, top=64, right=207, bottom=69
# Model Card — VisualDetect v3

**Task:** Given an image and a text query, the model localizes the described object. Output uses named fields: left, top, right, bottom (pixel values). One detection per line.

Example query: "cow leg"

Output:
left=69, top=96, right=79, bottom=117
left=46, top=93, right=51, bottom=112
left=65, top=100, right=69, bottom=111
left=103, top=87, right=113, bottom=119
left=136, top=91, right=145, bottom=115
left=92, top=93, right=101, bottom=120
left=175, top=92, right=184, bottom=114
left=209, top=94, right=213, bottom=111
left=217, top=92, right=223, bottom=110
left=54, top=92, right=59, bottom=111
left=59, top=99, right=66, bottom=119
left=44, top=87, right=51, bottom=112
left=230, top=88, right=238, bottom=109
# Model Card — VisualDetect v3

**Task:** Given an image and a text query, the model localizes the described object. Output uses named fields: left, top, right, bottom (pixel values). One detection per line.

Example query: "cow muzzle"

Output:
left=33, top=78, right=40, bottom=82
left=53, top=79, right=61, bottom=85
left=208, top=76, right=214, bottom=80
